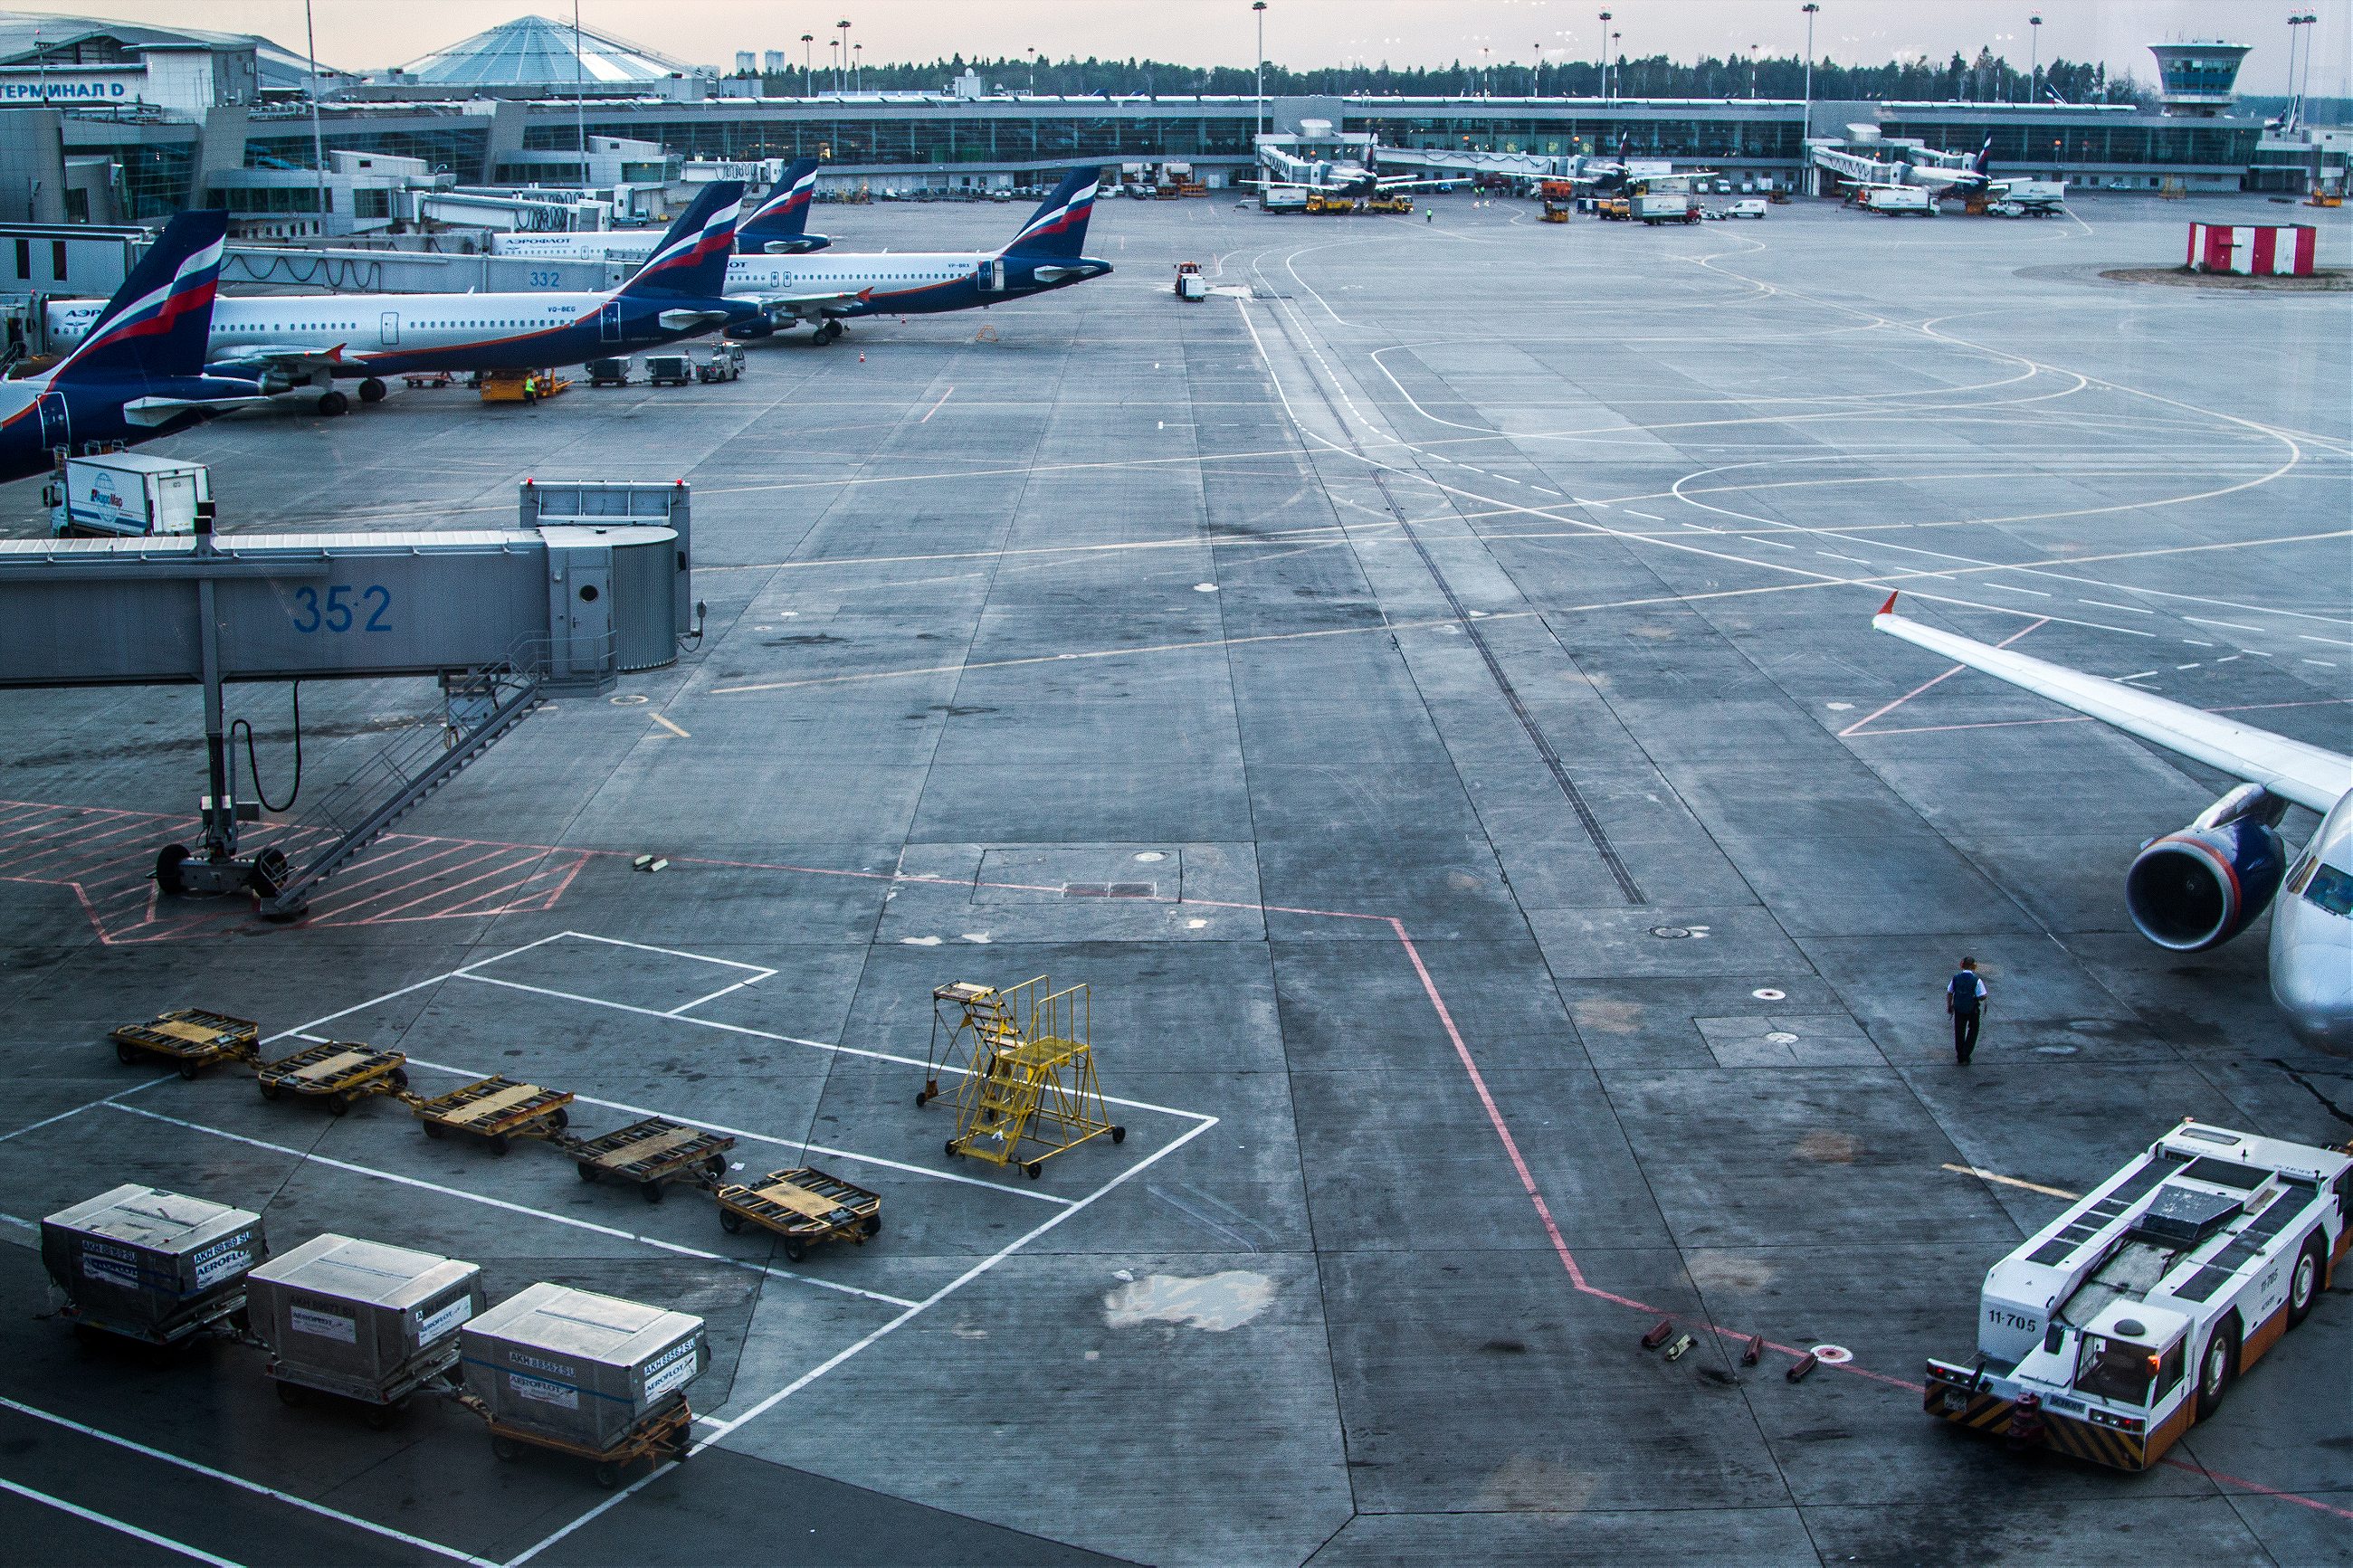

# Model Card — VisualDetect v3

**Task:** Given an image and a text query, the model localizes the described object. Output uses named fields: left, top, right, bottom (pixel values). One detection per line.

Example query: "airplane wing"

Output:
left=1872, top=593, right=2351, bottom=815
left=731, top=287, right=872, bottom=323
left=120, top=394, right=274, bottom=427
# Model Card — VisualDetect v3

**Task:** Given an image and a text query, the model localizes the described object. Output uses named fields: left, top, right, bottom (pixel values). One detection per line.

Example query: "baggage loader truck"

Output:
left=1926, top=1121, right=2349, bottom=1470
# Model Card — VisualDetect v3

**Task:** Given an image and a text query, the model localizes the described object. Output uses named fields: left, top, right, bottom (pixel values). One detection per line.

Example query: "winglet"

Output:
left=1876, top=591, right=1899, bottom=617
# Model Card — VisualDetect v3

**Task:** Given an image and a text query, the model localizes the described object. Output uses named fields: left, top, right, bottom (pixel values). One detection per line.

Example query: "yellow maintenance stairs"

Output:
left=919, top=978, right=1125, bottom=1178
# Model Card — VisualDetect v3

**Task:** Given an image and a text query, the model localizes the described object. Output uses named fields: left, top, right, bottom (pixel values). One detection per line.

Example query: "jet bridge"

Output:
left=0, top=479, right=698, bottom=917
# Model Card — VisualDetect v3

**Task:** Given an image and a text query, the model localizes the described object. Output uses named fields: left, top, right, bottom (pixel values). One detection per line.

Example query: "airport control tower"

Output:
left=2147, top=40, right=2250, bottom=116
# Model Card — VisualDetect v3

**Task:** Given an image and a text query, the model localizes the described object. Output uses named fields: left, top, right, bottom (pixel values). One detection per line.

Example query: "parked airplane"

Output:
left=0, top=210, right=264, bottom=484
left=491, top=158, right=833, bottom=260
left=1872, top=594, right=2352, bottom=1051
left=1257, top=138, right=1445, bottom=198
left=720, top=166, right=1112, bottom=345
left=47, top=184, right=757, bottom=413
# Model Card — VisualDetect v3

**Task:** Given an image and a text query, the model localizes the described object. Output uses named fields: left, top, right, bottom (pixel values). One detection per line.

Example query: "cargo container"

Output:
left=1634, top=191, right=1700, bottom=224
left=645, top=353, right=693, bottom=386
left=42, top=1183, right=264, bottom=1345
left=461, top=1282, right=707, bottom=1454
left=47, top=453, right=211, bottom=538
left=248, top=1233, right=484, bottom=1414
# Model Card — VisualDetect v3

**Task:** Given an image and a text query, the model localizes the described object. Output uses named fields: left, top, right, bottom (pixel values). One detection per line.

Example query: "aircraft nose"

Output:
left=2272, top=918, right=2353, bottom=1056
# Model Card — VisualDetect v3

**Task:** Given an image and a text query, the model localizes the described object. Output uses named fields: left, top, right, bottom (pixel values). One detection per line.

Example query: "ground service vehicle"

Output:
left=1926, top=1122, right=2349, bottom=1470
left=1634, top=191, right=1700, bottom=224
left=1730, top=199, right=1768, bottom=219
left=1858, top=185, right=1935, bottom=215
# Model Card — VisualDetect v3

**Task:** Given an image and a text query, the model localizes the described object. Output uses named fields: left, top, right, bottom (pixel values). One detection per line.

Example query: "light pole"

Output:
left=834, top=19, right=849, bottom=94
left=1612, top=32, right=1623, bottom=96
left=1253, top=3, right=1268, bottom=139
left=853, top=42, right=862, bottom=93
left=1802, top=4, right=1818, bottom=132
left=571, top=0, right=587, bottom=187
left=1749, top=43, right=1759, bottom=98
left=2028, top=13, right=2041, bottom=105
left=1598, top=11, right=1611, bottom=100
left=1026, top=46, right=1036, bottom=93
left=801, top=33, right=813, bottom=97
left=1532, top=43, right=1542, bottom=97
left=302, top=0, right=327, bottom=231
left=1481, top=44, right=1491, bottom=97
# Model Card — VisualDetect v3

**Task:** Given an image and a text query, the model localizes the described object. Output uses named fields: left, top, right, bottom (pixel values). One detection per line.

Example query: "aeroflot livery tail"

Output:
left=0, top=210, right=264, bottom=483
left=720, top=166, right=1111, bottom=344
left=494, top=157, right=832, bottom=261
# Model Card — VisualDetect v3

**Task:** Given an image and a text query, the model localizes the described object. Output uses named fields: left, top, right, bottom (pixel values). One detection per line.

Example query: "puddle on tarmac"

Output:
left=1103, top=1270, right=1274, bottom=1332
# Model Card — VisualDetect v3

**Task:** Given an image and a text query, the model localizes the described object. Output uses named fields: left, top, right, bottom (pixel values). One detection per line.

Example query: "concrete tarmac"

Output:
left=0, top=188, right=2346, bottom=1566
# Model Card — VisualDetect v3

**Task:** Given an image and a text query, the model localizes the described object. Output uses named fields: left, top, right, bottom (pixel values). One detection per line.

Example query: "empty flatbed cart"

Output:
left=569, top=1117, right=735, bottom=1202
left=256, top=1041, right=409, bottom=1115
left=110, top=1008, right=257, bottom=1079
left=247, top=1232, right=484, bottom=1425
left=411, top=1075, right=574, bottom=1155
left=715, top=1166, right=881, bottom=1261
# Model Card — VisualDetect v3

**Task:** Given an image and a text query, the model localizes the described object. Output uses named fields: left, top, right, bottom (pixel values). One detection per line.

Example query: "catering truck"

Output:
left=1926, top=1121, right=2349, bottom=1470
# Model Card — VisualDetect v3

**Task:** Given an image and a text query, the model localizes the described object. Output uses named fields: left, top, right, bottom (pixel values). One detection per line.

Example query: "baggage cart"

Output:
left=42, top=1184, right=265, bottom=1347
left=110, top=1008, right=258, bottom=1079
left=461, top=1281, right=706, bottom=1485
left=248, top=1232, right=484, bottom=1427
left=714, top=1166, right=881, bottom=1262
left=644, top=354, right=692, bottom=387
left=411, top=1076, right=574, bottom=1155
left=255, top=1041, right=409, bottom=1115
left=482, top=1399, right=693, bottom=1488
left=568, top=1117, right=735, bottom=1202
left=401, top=372, right=454, bottom=389
left=585, top=356, right=634, bottom=386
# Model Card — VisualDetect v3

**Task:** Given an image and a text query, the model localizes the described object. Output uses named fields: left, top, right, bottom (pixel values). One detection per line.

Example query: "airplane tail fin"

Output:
left=1971, top=136, right=1994, bottom=177
left=617, top=181, right=744, bottom=298
left=738, top=158, right=819, bottom=250
left=47, top=209, right=228, bottom=385
left=1003, top=167, right=1102, bottom=259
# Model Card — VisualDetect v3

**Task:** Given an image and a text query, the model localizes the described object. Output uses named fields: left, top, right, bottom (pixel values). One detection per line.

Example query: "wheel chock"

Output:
left=1641, top=1318, right=1674, bottom=1350
left=1741, top=1334, right=1765, bottom=1366
left=1662, top=1333, right=1694, bottom=1362
left=1786, top=1351, right=1819, bottom=1383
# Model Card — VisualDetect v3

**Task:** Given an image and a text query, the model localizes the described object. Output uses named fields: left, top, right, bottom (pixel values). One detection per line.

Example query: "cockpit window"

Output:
left=2303, top=863, right=2353, bottom=918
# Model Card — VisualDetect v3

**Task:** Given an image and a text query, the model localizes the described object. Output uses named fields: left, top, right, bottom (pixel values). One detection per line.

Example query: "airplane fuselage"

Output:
left=495, top=232, right=830, bottom=261
left=0, top=370, right=262, bottom=483
left=743, top=249, right=1112, bottom=322
left=54, top=290, right=754, bottom=379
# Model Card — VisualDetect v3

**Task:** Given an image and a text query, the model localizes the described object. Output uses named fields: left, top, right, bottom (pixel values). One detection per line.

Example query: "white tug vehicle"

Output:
left=1926, top=1121, right=2349, bottom=1469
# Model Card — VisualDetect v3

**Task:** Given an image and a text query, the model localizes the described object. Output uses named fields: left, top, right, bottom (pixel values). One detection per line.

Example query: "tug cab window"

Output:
left=2074, top=1335, right=2176, bottom=1404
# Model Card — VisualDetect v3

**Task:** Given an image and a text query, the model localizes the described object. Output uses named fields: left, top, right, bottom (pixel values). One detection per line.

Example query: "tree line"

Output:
left=756, top=51, right=2148, bottom=107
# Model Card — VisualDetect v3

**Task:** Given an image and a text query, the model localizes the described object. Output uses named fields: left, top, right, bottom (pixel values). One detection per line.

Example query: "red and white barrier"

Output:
left=2187, top=223, right=2317, bottom=276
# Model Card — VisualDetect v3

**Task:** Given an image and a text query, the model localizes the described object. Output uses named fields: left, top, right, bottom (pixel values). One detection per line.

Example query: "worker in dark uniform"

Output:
left=1947, top=956, right=1987, bottom=1064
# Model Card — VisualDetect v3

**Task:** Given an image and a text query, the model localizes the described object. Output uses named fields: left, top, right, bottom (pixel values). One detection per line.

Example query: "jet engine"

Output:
left=2125, top=784, right=2290, bottom=951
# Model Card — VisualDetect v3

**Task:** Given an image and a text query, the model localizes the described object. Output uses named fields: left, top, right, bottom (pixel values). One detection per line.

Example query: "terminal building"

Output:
left=0, top=14, right=2334, bottom=237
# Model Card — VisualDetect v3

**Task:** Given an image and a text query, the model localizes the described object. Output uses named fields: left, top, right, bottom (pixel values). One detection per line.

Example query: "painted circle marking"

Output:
left=610, top=694, right=649, bottom=707
left=1752, top=988, right=1786, bottom=1002
left=1651, top=927, right=1692, bottom=939
left=1811, top=1345, right=1853, bottom=1365
left=1766, top=1031, right=1800, bottom=1045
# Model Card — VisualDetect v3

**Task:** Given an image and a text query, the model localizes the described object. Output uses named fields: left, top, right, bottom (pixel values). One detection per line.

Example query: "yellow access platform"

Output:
left=920, top=978, right=1125, bottom=1178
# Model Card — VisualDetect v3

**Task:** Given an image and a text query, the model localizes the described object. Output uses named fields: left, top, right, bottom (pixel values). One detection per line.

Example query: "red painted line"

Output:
left=1837, top=617, right=2047, bottom=738
left=307, top=847, right=522, bottom=923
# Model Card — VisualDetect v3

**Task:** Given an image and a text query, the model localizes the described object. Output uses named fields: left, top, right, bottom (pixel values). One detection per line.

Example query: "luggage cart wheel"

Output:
left=177, top=1059, right=202, bottom=1081
left=491, top=1436, right=520, bottom=1462
left=862, top=1215, right=881, bottom=1238
left=273, top=1380, right=305, bottom=1408
left=640, top=1182, right=663, bottom=1205
left=781, top=1237, right=805, bottom=1263
left=576, top=1162, right=597, bottom=1183
left=1025, top=1162, right=1043, bottom=1180
left=1111, top=1126, right=1127, bottom=1145
left=327, top=1095, right=349, bottom=1117
left=915, top=1089, right=929, bottom=1107
left=944, top=1140, right=958, bottom=1159
left=594, top=1463, right=621, bottom=1489
left=390, top=1067, right=409, bottom=1088
left=719, top=1209, right=744, bottom=1233
left=703, top=1155, right=728, bottom=1180
left=114, top=1040, right=138, bottom=1065
left=259, top=1079, right=281, bottom=1101
left=362, top=1402, right=396, bottom=1431
left=549, top=1107, right=569, bottom=1129
left=422, top=1121, right=443, bottom=1139
left=490, top=1136, right=510, bottom=1156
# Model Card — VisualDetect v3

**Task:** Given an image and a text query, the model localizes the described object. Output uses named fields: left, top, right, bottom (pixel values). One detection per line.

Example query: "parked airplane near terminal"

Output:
left=0, top=210, right=264, bottom=484
left=491, top=158, right=833, bottom=260
left=1873, top=594, right=2352, bottom=1050
left=47, top=184, right=757, bottom=413
left=720, top=166, right=1111, bottom=344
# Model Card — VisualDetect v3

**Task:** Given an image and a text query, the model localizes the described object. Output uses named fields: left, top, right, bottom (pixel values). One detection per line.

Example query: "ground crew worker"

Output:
left=1947, top=956, right=1987, bottom=1064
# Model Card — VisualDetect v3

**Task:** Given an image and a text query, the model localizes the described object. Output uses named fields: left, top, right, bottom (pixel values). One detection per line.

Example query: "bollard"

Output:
left=1786, top=1351, right=1819, bottom=1383
left=1741, top=1334, right=1765, bottom=1366
left=1641, top=1318, right=1674, bottom=1350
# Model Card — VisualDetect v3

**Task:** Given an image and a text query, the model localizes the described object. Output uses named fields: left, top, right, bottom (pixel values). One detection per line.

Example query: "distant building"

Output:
left=397, top=14, right=713, bottom=90
left=2148, top=41, right=2251, bottom=118
left=734, top=52, right=755, bottom=78
left=763, top=51, right=786, bottom=77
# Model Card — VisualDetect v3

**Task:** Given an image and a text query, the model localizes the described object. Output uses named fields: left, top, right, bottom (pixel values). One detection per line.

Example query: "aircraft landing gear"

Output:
left=811, top=320, right=843, bottom=346
left=316, top=389, right=349, bottom=416
left=357, top=376, right=387, bottom=404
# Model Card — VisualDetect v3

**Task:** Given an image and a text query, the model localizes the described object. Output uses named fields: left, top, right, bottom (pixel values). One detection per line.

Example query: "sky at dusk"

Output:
left=5, top=2, right=2344, bottom=97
